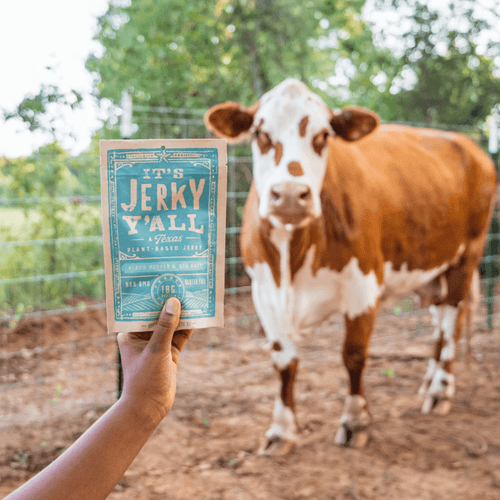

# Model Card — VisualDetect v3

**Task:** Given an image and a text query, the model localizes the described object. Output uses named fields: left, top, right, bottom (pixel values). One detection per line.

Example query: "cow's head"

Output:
left=205, top=78, right=379, bottom=228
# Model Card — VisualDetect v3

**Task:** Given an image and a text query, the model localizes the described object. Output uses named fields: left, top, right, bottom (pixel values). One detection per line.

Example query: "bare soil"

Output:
left=1, top=292, right=500, bottom=500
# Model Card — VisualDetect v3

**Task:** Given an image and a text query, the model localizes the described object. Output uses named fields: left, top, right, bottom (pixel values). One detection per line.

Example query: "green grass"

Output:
left=0, top=204, right=105, bottom=316
left=0, top=205, right=102, bottom=239
left=0, top=208, right=43, bottom=239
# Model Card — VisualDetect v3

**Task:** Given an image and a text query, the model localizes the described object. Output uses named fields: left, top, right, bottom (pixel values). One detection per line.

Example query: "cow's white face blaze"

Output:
left=204, top=78, right=379, bottom=228
left=249, top=79, right=333, bottom=226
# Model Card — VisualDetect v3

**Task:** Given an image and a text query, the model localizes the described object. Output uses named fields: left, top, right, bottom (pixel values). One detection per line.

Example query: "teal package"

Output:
left=103, top=143, right=226, bottom=327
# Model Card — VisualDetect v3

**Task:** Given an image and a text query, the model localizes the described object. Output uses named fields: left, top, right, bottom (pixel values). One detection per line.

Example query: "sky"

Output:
left=0, top=0, right=110, bottom=158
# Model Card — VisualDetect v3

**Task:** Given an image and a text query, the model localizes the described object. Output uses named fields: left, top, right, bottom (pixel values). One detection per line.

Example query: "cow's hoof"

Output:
left=421, top=396, right=452, bottom=415
left=257, top=435, right=295, bottom=456
left=334, top=423, right=370, bottom=448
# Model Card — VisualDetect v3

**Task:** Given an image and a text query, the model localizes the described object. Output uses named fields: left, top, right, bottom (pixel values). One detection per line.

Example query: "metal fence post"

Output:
left=117, top=348, right=124, bottom=399
left=486, top=112, right=499, bottom=329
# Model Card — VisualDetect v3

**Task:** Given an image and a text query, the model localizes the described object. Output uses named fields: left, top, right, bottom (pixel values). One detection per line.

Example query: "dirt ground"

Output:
left=1, top=291, right=500, bottom=500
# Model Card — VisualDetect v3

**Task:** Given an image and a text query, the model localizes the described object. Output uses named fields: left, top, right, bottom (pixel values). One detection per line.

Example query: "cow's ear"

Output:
left=205, top=102, right=258, bottom=143
left=330, top=107, right=379, bottom=142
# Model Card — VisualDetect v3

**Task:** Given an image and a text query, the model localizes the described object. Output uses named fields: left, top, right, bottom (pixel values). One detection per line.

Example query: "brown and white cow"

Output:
left=205, top=79, right=497, bottom=452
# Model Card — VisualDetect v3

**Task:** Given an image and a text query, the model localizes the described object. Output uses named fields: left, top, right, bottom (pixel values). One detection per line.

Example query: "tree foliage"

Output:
left=3, top=84, right=84, bottom=137
left=87, top=0, right=500, bottom=130
left=367, top=0, right=500, bottom=125
left=86, top=0, right=378, bottom=112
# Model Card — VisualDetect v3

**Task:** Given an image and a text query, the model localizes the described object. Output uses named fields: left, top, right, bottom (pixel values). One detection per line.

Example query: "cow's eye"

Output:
left=312, top=129, right=330, bottom=155
left=254, top=129, right=273, bottom=153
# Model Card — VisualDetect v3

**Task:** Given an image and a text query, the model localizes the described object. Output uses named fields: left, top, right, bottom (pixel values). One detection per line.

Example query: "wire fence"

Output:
left=1, top=108, right=500, bottom=448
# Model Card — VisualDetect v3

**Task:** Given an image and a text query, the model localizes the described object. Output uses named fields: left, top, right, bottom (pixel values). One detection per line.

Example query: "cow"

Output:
left=204, top=79, right=497, bottom=453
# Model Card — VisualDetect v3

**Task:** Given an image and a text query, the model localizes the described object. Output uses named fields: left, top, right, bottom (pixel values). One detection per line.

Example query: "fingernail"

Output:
left=165, top=297, right=179, bottom=315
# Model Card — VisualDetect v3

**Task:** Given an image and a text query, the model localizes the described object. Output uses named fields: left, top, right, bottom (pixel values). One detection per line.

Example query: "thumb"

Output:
left=148, top=297, right=181, bottom=355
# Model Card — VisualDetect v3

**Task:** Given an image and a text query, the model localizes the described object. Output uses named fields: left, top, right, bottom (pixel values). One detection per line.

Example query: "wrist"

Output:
left=115, top=395, right=165, bottom=432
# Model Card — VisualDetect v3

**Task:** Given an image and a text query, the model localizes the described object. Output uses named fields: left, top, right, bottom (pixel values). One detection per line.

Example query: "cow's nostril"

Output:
left=299, top=188, right=312, bottom=201
left=270, top=188, right=281, bottom=203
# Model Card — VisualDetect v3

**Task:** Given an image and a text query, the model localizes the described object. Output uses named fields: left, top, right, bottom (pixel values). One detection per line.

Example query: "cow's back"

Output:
left=323, top=124, right=497, bottom=274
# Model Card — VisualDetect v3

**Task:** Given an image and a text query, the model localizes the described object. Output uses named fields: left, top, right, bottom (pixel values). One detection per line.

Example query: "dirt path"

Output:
left=1, top=293, right=500, bottom=499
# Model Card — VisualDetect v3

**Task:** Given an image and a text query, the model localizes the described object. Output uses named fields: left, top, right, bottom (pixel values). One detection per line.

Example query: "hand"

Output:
left=117, top=297, right=194, bottom=424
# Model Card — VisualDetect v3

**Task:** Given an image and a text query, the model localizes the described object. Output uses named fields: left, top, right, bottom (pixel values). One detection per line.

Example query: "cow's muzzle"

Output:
left=268, top=182, right=314, bottom=226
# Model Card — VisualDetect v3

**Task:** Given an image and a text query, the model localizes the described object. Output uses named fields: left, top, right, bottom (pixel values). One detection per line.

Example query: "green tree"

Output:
left=2, top=84, right=84, bottom=141
left=86, top=0, right=380, bottom=121
left=367, top=0, right=500, bottom=125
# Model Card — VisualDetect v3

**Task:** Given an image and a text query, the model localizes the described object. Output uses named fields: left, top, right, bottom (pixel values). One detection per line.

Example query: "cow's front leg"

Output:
left=335, top=309, right=375, bottom=448
left=259, top=337, right=299, bottom=455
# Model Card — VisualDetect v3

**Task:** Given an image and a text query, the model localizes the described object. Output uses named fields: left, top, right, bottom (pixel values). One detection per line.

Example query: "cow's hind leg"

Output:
left=258, top=337, right=299, bottom=455
left=419, top=303, right=466, bottom=414
left=420, top=263, right=474, bottom=415
left=335, top=308, right=376, bottom=448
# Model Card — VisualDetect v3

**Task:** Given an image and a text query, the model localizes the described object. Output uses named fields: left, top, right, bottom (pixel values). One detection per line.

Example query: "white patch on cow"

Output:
left=249, top=260, right=293, bottom=338
left=338, top=258, right=381, bottom=320
left=250, top=79, right=333, bottom=221
left=272, top=338, right=298, bottom=370
left=249, top=244, right=382, bottom=349
left=441, top=305, right=459, bottom=341
left=420, top=304, right=460, bottom=412
left=289, top=248, right=381, bottom=328
left=266, top=396, right=297, bottom=442
left=270, top=225, right=293, bottom=253
left=440, top=305, right=459, bottom=361
left=453, top=243, right=466, bottom=264
left=249, top=228, right=300, bottom=368
left=440, top=341, right=455, bottom=362
left=422, top=366, right=456, bottom=415
left=339, top=395, right=371, bottom=429
left=285, top=245, right=339, bottom=329
left=418, top=358, right=437, bottom=396
left=381, top=261, right=449, bottom=301
left=427, top=368, right=455, bottom=399
left=428, top=305, right=441, bottom=339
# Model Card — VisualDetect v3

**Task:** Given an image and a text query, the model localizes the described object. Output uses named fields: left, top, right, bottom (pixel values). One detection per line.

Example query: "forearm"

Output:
left=6, top=398, right=160, bottom=500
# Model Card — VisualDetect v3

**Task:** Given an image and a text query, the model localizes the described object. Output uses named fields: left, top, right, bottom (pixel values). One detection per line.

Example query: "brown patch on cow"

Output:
left=298, top=116, right=309, bottom=137
left=343, top=309, right=377, bottom=395
left=442, top=360, right=453, bottom=373
left=434, top=336, right=445, bottom=361
left=289, top=221, right=324, bottom=281
left=275, top=141, right=283, bottom=166
left=240, top=183, right=281, bottom=287
left=288, top=161, right=304, bottom=177
left=255, top=127, right=273, bottom=155
left=271, top=340, right=283, bottom=351
left=274, top=358, right=299, bottom=410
